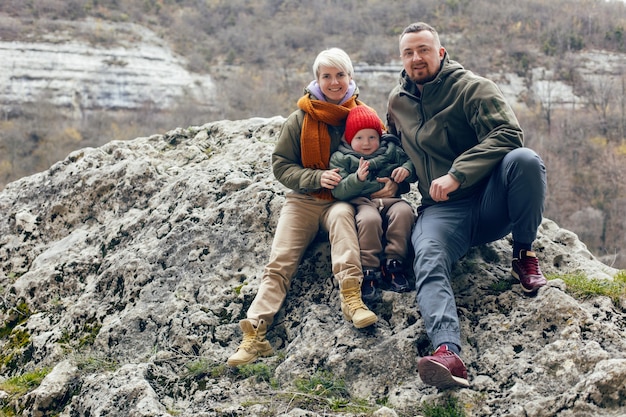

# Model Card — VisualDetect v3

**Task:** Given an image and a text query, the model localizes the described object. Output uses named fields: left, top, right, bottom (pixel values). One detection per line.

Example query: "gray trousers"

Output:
left=412, top=148, right=546, bottom=350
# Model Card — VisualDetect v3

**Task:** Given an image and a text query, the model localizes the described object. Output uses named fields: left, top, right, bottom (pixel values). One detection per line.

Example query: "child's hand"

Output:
left=357, top=157, right=369, bottom=182
left=391, top=167, right=409, bottom=183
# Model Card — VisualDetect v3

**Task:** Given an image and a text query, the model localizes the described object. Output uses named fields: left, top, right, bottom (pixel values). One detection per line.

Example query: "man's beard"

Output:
left=412, top=72, right=437, bottom=86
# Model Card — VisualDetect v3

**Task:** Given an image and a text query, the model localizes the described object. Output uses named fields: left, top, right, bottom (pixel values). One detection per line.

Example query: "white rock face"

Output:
left=0, top=18, right=215, bottom=111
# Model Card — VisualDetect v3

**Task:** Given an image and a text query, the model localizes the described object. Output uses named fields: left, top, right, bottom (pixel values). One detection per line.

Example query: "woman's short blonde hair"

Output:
left=312, top=47, right=354, bottom=79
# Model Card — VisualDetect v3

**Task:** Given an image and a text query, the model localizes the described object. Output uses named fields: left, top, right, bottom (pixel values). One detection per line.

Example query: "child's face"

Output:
left=350, top=129, right=380, bottom=155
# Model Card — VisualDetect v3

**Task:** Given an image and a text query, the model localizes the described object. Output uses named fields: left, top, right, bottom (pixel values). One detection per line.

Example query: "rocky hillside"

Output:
left=0, top=118, right=624, bottom=416
left=0, top=17, right=215, bottom=113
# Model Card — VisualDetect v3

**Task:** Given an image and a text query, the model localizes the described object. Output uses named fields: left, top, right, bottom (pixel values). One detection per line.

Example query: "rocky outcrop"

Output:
left=0, top=17, right=215, bottom=112
left=0, top=117, right=624, bottom=416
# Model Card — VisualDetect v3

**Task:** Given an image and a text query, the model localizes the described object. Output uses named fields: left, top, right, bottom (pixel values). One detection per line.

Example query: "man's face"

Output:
left=399, top=30, right=445, bottom=85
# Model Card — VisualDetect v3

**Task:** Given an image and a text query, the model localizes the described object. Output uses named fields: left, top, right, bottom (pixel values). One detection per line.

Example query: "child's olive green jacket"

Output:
left=329, top=134, right=417, bottom=201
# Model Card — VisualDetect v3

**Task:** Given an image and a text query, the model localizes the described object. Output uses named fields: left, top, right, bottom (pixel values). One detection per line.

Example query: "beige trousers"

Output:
left=351, top=197, right=416, bottom=269
left=246, top=192, right=362, bottom=326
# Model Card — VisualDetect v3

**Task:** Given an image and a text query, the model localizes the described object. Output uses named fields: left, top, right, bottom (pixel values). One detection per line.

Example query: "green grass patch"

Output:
left=236, top=362, right=274, bottom=383
left=0, top=367, right=50, bottom=396
left=420, top=395, right=466, bottom=417
left=0, top=367, right=51, bottom=417
left=0, top=328, right=32, bottom=371
left=183, top=358, right=234, bottom=380
left=75, top=354, right=119, bottom=373
left=0, top=302, right=31, bottom=339
left=58, top=317, right=103, bottom=353
left=183, top=358, right=277, bottom=385
left=547, top=271, right=626, bottom=305
left=233, top=283, right=246, bottom=295
left=294, top=369, right=349, bottom=398
left=489, top=279, right=514, bottom=293
left=184, top=358, right=213, bottom=378
left=289, top=370, right=371, bottom=413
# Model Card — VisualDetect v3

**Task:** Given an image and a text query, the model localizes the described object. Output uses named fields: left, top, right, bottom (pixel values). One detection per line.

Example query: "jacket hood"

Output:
left=304, top=80, right=359, bottom=105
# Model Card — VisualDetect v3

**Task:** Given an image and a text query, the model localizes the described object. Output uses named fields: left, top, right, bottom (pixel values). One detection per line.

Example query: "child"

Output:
left=330, top=105, right=417, bottom=300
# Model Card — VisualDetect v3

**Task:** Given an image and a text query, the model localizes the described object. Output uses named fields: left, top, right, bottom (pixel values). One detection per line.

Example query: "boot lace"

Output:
left=342, top=287, right=367, bottom=312
left=239, top=331, right=257, bottom=351
left=520, top=254, right=540, bottom=276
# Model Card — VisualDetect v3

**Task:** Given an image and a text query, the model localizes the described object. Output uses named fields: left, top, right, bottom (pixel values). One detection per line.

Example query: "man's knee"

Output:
left=509, top=147, right=545, bottom=170
left=413, top=237, right=445, bottom=259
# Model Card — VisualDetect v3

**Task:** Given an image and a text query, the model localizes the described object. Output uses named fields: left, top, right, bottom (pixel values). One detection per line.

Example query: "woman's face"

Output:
left=317, top=65, right=351, bottom=104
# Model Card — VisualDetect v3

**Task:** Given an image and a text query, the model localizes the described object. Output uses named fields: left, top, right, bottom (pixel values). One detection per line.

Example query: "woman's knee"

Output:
left=329, top=201, right=355, bottom=218
left=325, top=202, right=358, bottom=235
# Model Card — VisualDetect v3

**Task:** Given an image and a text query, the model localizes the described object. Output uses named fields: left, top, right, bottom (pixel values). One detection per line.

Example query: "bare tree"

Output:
left=581, top=75, right=618, bottom=137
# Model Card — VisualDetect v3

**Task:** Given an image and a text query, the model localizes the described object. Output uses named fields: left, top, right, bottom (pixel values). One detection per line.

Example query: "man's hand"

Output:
left=371, top=177, right=399, bottom=198
left=321, top=168, right=342, bottom=190
left=430, top=173, right=461, bottom=202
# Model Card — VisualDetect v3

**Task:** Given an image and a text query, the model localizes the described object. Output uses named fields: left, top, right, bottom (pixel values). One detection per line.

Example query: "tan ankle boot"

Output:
left=340, top=277, right=378, bottom=328
left=226, top=319, right=273, bottom=366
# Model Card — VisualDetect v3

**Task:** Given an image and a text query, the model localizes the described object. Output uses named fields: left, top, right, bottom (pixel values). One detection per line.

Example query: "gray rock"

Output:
left=0, top=117, right=624, bottom=416
left=21, top=360, right=79, bottom=416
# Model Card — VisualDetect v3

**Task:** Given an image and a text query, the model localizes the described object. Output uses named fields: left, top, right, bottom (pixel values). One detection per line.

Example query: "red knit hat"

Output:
left=344, top=106, right=383, bottom=144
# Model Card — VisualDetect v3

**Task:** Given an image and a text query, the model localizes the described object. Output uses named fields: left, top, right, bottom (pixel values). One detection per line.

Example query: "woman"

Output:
left=227, top=48, right=397, bottom=366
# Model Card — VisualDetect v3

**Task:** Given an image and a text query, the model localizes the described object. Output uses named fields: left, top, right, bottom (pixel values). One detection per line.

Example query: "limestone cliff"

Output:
left=0, top=118, right=624, bottom=417
left=0, top=17, right=215, bottom=112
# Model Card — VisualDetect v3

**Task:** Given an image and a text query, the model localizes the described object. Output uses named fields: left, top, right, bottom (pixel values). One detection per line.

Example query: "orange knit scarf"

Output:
left=297, top=94, right=360, bottom=200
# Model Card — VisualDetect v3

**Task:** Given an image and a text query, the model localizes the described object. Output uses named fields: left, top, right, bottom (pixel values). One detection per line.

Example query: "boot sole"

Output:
left=351, top=314, right=378, bottom=329
left=417, top=359, right=469, bottom=389
left=226, top=347, right=273, bottom=366
left=511, top=270, right=546, bottom=293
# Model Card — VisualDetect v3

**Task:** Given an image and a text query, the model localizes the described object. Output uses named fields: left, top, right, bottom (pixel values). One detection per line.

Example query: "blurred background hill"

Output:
left=0, top=0, right=625, bottom=268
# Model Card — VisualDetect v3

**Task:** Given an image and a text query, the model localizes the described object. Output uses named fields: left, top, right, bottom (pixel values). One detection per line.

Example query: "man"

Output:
left=387, top=22, right=547, bottom=389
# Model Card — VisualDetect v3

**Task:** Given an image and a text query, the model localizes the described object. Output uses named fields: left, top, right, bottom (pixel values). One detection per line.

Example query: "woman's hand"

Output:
left=321, top=168, right=342, bottom=189
left=371, top=177, right=398, bottom=198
